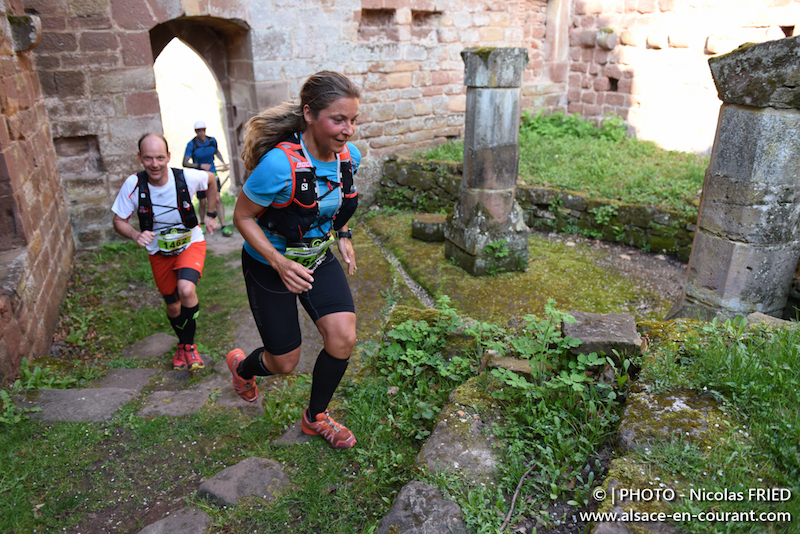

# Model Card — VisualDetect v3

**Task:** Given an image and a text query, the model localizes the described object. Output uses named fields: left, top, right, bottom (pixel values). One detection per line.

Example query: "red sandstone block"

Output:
left=431, top=70, right=449, bottom=85
left=125, top=92, right=160, bottom=116
left=625, top=0, right=637, bottom=12
left=594, top=49, right=609, bottom=65
left=68, top=14, right=113, bottom=30
left=3, top=319, right=22, bottom=361
left=589, top=63, right=599, bottom=75
left=568, top=102, right=584, bottom=114
left=121, top=31, right=153, bottom=66
left=581, top=75, right=592, bottom=89
left=423, top=86, right=444, bottom=96
left=605, top=93, right=626, bottom=106
left=38, top=32, right=78, bottom=54
left=618, top=78, right=633, bottom=93
left=41, top=16, right=67, bottom=31
left=23, top=0, right=68, bottom=15
left=80, top=32, right=119, bottom=53
left=581, top=48, right=593, bottom=62
left=660, top=0, right=676, bottom=11
left=581, top=91, right=596, bottom=104
left=575, top=0, right=604, bottom=15
left=594, top=76, right=611, bottom=91
left=550, top=62, right=568, bottom=83
left=110, top=0, right=154, bottom=31
left=584, top=104, right=602, bottom=116
left=567, top=87, right=581, bottom=102
left=580, top=16, right=596, bottom=28
left=570, top=62, right=587, bottom=73
left=638, top=0, right=657, bottom=13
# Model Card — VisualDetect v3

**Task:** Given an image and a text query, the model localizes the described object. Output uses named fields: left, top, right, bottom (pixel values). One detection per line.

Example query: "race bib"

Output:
left=157, top=228, right=192, bottom=256
left=284, top=234, right=334, bottom=271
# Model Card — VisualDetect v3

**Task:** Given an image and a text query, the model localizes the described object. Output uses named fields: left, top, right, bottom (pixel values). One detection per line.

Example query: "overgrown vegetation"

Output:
left=419, top=111, right=708, bottom=215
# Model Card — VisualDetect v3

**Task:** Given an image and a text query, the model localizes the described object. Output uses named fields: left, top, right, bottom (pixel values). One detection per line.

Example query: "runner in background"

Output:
left=183, top=120, right=233, bottom=237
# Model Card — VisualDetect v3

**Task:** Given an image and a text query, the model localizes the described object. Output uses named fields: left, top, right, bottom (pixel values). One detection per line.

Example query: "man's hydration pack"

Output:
left=257, top=133, right=358, bottom=242
left=136, top=168, right=198, bottom=232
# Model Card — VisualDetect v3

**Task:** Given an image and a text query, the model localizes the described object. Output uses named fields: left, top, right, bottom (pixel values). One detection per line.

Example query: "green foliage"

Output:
left=590, top=203, right=619, bottom=226
left=485, top=239, right=510, bottom=276
left=413, top=111, right=707, bottom=215
left=520, top=110, right=627, bottom=142
left=0, top=389, right=40, bottom=425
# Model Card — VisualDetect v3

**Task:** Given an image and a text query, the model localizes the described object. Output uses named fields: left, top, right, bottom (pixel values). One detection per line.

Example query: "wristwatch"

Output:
left=337, top=230, right=352, bottom=239
left=206, top=211, right=217, bottom=218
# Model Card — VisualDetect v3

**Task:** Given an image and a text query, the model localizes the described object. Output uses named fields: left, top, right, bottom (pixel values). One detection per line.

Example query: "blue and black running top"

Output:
left=184, top=136, right=219, bottom=173
left=242, top=132, right=361, bottom=266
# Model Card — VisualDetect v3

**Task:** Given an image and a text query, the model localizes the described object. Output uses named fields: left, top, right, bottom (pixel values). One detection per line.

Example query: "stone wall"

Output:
left=566, top=0, right=799, bottom=153
left=24, top=0, right=564, bottom=249
left=378, top=157, right=696, bottom=261
left=0, top=0, right=75, bottom=384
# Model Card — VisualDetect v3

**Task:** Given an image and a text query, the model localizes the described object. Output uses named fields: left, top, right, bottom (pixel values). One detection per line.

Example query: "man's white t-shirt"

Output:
left=111, top=168, right=208, bottom=256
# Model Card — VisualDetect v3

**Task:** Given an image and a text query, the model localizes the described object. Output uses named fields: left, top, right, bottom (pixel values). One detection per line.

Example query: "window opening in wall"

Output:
left=411, top=10, right=442, bottom=40
left=153, top=38, right=231, bottom=193
left=609, top=77, right=619, bottom=92
left=780, top=26, right=794, bottom=37
left=359, top=9, right=398, bottom=41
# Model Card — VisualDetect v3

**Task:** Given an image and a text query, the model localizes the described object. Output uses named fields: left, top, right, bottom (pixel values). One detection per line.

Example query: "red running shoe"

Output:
left=172, top=344, right=187, bottom=371
left=184, top=344, right=205, bottom=371
left=301, top=410, right=356, bottom=450
left=226, top=349, right=258, bottom=402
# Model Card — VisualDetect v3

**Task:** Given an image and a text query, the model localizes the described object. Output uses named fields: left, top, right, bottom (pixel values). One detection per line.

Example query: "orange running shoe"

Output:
left=301, top=410, right=356, bottom=449
left=172, top=344, right=187, bottom=371
left=226, top=349, right=258, bottom=402
left=184, top=344, right=205, bottom=371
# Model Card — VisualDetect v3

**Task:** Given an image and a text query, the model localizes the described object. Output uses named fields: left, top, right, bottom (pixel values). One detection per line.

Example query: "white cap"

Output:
left=194, top=121, right=206, bottom=130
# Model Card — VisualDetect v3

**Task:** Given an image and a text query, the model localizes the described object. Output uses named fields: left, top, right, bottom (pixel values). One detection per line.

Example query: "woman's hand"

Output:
left=273, top=256, right=315, bottom=293
left=337, top=236, right=357, bottom=275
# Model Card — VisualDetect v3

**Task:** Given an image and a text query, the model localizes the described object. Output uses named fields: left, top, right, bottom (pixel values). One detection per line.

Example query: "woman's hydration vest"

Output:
left=257, top=133, right=358, bottom=242
left=136, top=168, right=198, bottom=232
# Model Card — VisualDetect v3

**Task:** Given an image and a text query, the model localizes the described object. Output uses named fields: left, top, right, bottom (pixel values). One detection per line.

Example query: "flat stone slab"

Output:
left=122, top=333, right=178, bottom=360
left=271, top=419, right=314, bottom=447
left=137, top=389, right=210, bottom=418
left=89, top=368, right=159, bottom=390
left=562, top=311, right=641, bottom=363
left=136, top=506, right=211, bottom=534
left=709, top=36, right=800, bottom=109
left=617, top=388, right=728, bottom=453
left=412, top=213, right=447, bottom=242
left=747, top=311, right=799, bottom=330
left=16, top=388, right=140, bottom=422
left=197, top=456, right=290, bottom=507
left=377, top=480, right=466, bottom=534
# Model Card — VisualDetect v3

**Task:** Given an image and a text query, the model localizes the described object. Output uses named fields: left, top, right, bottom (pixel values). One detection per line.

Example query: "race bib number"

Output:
left=284, top=234, right=334, bottom=271
left=157, top=228, right=192, bottom=256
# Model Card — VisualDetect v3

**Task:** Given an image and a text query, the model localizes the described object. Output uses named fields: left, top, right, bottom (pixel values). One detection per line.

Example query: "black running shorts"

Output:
left=242, top=248, right=355, bottom=356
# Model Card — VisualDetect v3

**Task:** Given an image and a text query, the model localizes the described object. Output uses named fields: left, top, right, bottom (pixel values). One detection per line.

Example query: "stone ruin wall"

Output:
left=26, top=0, right=558, bottom=250
left=0, top=0, right=75, bottom=383
left=567, top=0, right=800, bottom=154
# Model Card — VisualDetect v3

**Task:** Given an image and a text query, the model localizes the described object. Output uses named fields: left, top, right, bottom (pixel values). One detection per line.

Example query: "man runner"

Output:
left=111, top=133, right=219, bottom=370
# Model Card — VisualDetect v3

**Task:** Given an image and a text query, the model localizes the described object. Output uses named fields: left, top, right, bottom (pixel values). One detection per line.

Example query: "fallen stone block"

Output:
left=136, top=506, right=211, bottom=534
left=562, top=311, right=641, bottom=364
left=197, top=456, right=290, bottom=507
left=412, top=213, right=447, bottom=242
left=377, top=481, right=467, bottom=534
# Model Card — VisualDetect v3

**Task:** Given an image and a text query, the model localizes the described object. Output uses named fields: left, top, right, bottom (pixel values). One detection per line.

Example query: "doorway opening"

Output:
left=153, top=38, right=232, bottom=196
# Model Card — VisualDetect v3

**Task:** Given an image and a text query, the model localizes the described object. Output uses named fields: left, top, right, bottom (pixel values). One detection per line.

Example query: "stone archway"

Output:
left=149, top=17, right=255, bottom=193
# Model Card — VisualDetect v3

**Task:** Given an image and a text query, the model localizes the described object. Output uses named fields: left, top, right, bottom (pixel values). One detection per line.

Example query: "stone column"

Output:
left=668, top=37, right=800, bottom=320
left=445, top=48, right=530, bottom=276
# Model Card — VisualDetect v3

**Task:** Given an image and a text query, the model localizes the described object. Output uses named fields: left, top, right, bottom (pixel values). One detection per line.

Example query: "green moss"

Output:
left=364, top=212, right=674, bottom=326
